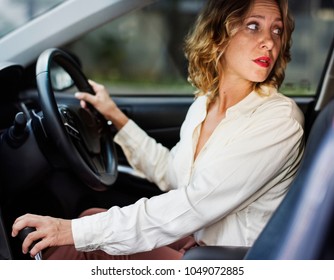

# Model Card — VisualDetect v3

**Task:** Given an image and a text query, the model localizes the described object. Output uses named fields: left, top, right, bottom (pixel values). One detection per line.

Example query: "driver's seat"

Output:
left=183, top=99, right=334, bottom=260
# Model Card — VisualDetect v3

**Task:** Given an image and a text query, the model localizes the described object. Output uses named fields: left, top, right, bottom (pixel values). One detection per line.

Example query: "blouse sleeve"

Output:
left=113, top=119, right=177, bottom=191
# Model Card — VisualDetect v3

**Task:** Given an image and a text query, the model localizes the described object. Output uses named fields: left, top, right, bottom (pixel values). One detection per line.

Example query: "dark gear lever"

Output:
left=5, top=112, right=29, bottom=148
left=17, top=227, right=42, bottom=260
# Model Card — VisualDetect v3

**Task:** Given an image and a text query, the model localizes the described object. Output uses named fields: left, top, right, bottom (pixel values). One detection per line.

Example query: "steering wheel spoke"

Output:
left=59, top=106, right=81, bottom=140
left=64, top=122, right=81, bottom=141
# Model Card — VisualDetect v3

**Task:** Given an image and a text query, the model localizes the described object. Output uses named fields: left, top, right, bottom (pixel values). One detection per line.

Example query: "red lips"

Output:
left=253, top=56, right=272, bottom=68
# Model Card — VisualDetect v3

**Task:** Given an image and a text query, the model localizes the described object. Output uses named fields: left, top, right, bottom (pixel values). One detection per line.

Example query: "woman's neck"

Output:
left=215, top=77, right=254, bottom=114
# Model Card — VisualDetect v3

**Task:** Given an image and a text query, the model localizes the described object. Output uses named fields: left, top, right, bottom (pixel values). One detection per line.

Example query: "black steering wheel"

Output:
left=35, top=48, right=117, bottom=191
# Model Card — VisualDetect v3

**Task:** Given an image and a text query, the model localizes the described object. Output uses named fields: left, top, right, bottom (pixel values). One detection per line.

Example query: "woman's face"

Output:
left=222, top=0, right=283, bottom=86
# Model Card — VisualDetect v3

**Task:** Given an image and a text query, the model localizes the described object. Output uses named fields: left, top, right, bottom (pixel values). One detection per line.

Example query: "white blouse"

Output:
left=72, top=86, right=304, bottom=255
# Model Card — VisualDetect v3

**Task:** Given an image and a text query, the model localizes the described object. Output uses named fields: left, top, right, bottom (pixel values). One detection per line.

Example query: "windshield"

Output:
left=0, top=0, right=67, bottom=38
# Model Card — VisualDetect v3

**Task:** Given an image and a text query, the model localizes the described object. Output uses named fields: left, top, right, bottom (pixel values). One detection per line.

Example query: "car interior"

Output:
left=0, top=0, right=333, bottom=260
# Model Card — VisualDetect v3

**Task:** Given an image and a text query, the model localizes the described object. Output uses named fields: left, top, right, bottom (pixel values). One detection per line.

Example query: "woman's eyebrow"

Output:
left=246, top=15, right=283, bottom=22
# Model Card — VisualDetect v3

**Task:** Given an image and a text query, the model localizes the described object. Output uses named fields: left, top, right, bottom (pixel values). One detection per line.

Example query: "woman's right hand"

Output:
left=75, top=80, right=129, bottom=130
left=12, top=213, right=73, bottom=258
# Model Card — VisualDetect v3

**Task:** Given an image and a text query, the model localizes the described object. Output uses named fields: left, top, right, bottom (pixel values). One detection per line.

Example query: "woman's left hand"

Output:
left=11, top=213, right=73, bottom=258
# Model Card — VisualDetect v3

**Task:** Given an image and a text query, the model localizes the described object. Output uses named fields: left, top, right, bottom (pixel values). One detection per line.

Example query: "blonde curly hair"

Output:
left=184, top=0, right=294, bottom=101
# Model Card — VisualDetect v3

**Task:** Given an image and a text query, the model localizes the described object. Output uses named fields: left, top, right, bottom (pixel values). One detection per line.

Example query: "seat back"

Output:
left=245, top=100, right=334, bottom=259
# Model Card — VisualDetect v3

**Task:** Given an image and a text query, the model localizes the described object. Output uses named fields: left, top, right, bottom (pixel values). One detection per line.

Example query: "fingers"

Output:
left=75, top=92, right=97, bottom=105
left=75, top=81, right=114, bottom=116
left=29, top=238, right=50, bottom=258
left=12, top=214, right=74, bottom=258
left=12, top=214, right=54, bottom=256
left=80, top=100, right=87, bottom=109
left=88, top=79, right=102, bottom=90
left=25, top=228, right=55, bottom=258
left=21, top=228, right=51, bottom=257
left=21, top=229, right=43, bottom=255
left=74, top=80, right=99, bottom=104
left=11, top=214, right=45, bottom=256
left=74, top=80, right=109, bottom=107
left=11, top=213, right=37, bottom=237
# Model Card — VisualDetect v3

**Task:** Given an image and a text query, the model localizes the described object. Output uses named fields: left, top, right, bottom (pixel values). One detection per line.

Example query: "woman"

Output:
left=12, top=0, right=304, bottom=260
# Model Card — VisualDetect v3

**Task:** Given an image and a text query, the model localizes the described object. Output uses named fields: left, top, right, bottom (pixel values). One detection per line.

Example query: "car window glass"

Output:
left=64, top=0, right=203, bottom=95
left=63, top=0, right=334, bottom=97
left=0, top=0, right=67, bottom=38
left=283, top=0, right=334, bottom=96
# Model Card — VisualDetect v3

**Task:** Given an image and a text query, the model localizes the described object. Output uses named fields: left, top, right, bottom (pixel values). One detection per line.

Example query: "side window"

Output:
left=64, top=0, right=202, bottom=95
left=282, top=0, right=334, bottom=96
left=63, top=0, right=334, bottom=97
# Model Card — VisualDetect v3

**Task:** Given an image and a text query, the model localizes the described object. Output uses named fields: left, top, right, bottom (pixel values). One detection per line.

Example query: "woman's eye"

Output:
left=273, top=27, right=282, bottom=35
left=247, top=23, right=258, bottom=31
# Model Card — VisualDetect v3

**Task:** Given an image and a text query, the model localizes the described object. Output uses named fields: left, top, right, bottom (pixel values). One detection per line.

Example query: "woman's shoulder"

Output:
left=255, top=87, right=304, bottom=126
left=185, top=94, right=208, bottom=115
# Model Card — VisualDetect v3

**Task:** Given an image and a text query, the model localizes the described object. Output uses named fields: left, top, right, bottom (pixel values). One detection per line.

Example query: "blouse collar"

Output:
left=202, top=85, right=277, bottom=118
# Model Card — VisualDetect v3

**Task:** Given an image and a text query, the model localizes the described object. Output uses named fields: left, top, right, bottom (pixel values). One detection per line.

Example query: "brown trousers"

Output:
left=43, top=208, right=198, bottom=260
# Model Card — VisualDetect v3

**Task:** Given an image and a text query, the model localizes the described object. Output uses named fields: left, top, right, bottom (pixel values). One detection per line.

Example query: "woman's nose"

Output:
left=259, top=31, right=275, bottom=50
